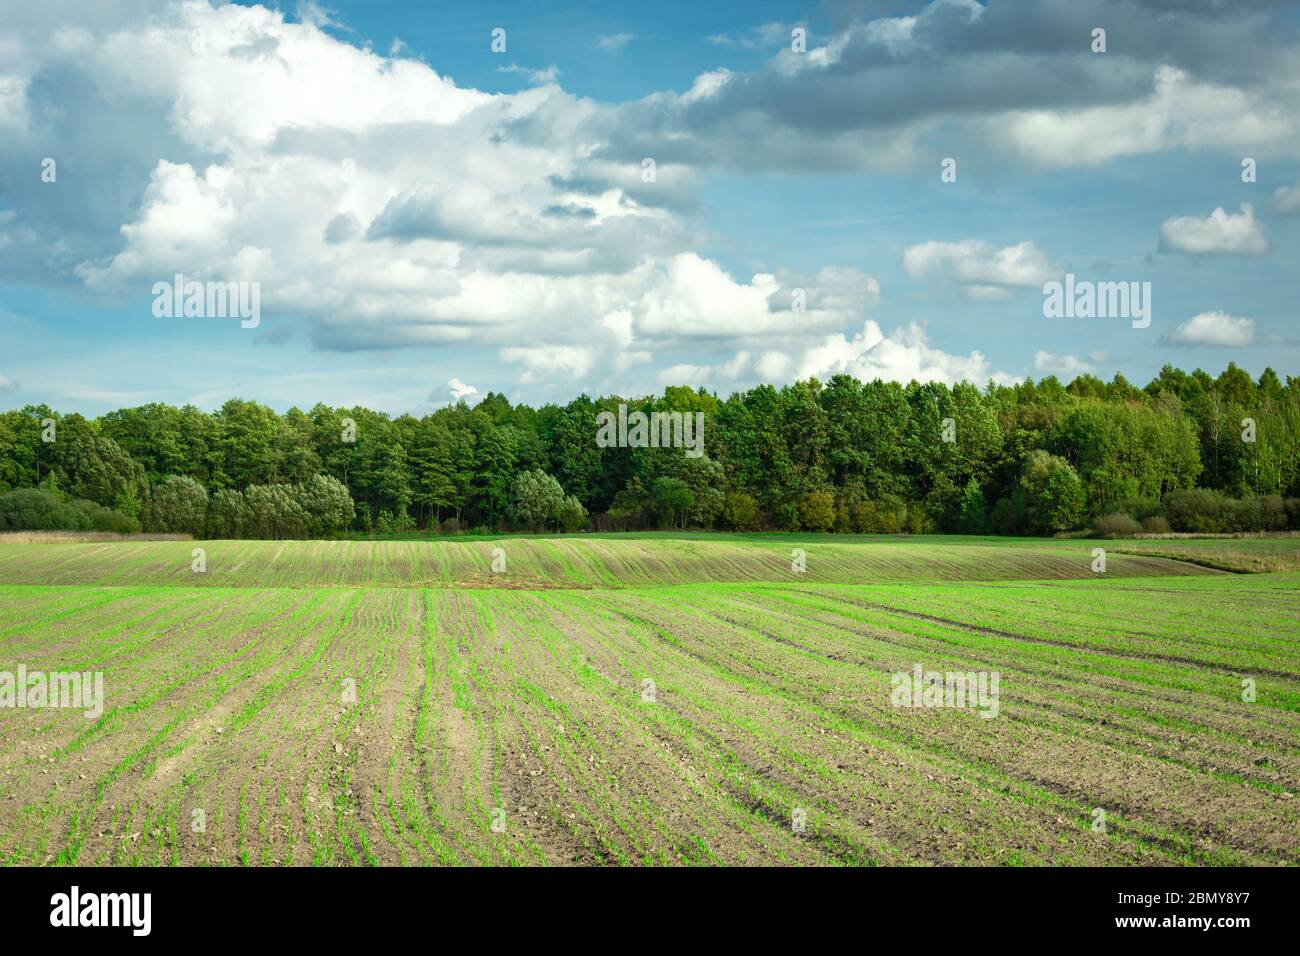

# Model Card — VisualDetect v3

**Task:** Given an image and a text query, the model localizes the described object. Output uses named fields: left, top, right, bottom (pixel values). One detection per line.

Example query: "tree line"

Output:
left=1, top=362, right=1298, bottom=538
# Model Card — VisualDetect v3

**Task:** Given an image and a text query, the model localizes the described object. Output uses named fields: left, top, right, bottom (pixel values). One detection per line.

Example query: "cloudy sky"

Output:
left=1, top=0, right=1298, bottom=415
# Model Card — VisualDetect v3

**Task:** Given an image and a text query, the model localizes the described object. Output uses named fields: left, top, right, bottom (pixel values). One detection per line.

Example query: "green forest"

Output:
left=1, top=362, right=1298, bottom=538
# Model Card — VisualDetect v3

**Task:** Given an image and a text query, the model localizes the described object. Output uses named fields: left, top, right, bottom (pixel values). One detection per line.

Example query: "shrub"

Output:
left=0, top=488, right=90, bottom=531
left=1258, top=494, right=1288, bottom=532
left=205, top=489, right=247, bottom=538
left=799, top=490, right=835, bottom=532
left=1162, top=488, right=1232, bottom=532
left=244, top=484, right=309, bottom=539
left=1093, top=513, right=1141, bottom=538
left=651, top=477, right=694, bottom=529
left=555, top=495, right=588, bottom=533
left=875, top=496, right=908, bottom=534
left=957, top=479, right=989, bottom=534
left=848, top=500, right=878, bottom=533
left=297, top=474, right=355, bottom=537
left=510, top=470, right=566, bottom=532
left=1140, top=515, right=1171, bottom=534
left=146, top=475, right=208, bottom=536
left=904, top=505, right=930, bottom=534
left=72, top=499, right=141, bottom=533
left=376, top=509, right=416, bottom=535
left=1019, top=450, right=1085, bottom=533
left=721, top=491, right=758, bottom=531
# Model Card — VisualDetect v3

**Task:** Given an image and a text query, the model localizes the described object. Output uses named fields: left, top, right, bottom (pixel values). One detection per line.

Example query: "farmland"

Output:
left=0, top=534, right=1297, bottom=866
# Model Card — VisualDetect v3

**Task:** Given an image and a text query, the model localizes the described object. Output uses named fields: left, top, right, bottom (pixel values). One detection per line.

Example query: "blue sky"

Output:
left=1, top=0, right=1298, bottom=416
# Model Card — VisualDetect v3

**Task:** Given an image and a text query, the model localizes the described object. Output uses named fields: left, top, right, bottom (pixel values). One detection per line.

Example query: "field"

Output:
left=0, top=534, right=1297, bottom=866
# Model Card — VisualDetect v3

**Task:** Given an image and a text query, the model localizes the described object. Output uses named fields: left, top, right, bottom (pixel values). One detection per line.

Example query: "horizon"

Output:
left=1, top=358, right=1291, bottom=419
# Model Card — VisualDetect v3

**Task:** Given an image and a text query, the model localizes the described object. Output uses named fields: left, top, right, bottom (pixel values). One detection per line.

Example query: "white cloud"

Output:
left=705, top=23, right=789, bottom=50
left=632, top=254, right=877, bottom=339
left=499, top=345, right=596, bottom=383
left=771, top=321, right=1016, bottom=387
left=6, top=0, right=1287, bottom=408
left=447, top=377, right=479, bottom=402
left=754, top=351, right=792, bottom=381
left=1002, top=66, right=1300, bottom=169
left=0, top=373, right=18, bottom=394
left=902, top=239, right=1060, bottom=297
left=497, top=63, right=560, bottom=85
left=656, top=351, right=751, bottom=387
left=1159, top=203, right=1269, bottom=256
left=1271, top=183, right=1300, bottom=218
left=1165, top=311, right=1256, bottom=347
left=1034, top=350, right=1095, bottom=377
left=27, top=1, right=895, bottom=390
left=596, top=33, right=634, bottom=53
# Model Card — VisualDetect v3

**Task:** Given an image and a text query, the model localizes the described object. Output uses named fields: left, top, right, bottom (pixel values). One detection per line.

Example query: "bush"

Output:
left=904, top=504, right=930, bottom=534
left=510, top=470, right=566, bottom=532
left=651, top=477, right=694, bottom=529
left=298, top=474, right=355, bottom=537
left=72, top=498, right=140, bottom=533
left=1257, top=494, right=1288, bottom=532
left=244, top=484, right=309, bottom=539
left=957, top=479, right=989, bottom=534
left=721, top=491, right=758, bottom=531
left=555, top=495, right=588, bottom=533
left=1140, top=515, right=1171, bottom=534
left=376, top=509, right=416, bottom=535
left=1093, top=513, right=1141, bottom=538
left=1162, top=488, right=1232, bottom=532
left=799, top=490, right=835, bottom=532
left=146, top=475, right=208, bottom=535
left=0, top=488, right=91, bottom=531
left=1111, top=498, right=1160, bottom=522
left=1158, top=489, right=1290, bottom=534
left=205, top=489, right=247, bottom=538
left=1019, top=450, right=1085, bottom=534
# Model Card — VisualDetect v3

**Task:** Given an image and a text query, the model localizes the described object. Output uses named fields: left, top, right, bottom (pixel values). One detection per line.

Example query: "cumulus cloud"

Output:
left=902, top=240, right=1060, bottom=298
left=0, top=0, right=902, bottom=391
left=1034, top=350, right=1095, bottom=377
left=447, top=378, right=480, bottom=402
left=3, top=0, right=1292, bottom=405
left=0, top=373, right=18, bottom=394
left=1271, top=183, right=1300, bottom=218
left=656, top=352, right=751, bottom=387
left=596, top=2, right=1300, bottom=175
left=631, top=255, right=879, bottom=339
left=498, top=345, right=596, bottom=383
left=1163, top=310, right=1256, bottom=347
left=1158, top=203, right=1269, bottom=256
left=750, top=320, right=1016, bottom=388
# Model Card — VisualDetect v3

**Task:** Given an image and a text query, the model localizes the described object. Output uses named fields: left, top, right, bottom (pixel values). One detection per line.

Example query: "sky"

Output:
left=1, top=0, right=1298, bottom=416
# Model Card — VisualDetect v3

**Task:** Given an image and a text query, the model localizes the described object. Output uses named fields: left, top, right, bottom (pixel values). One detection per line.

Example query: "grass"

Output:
left=0, top=534, right=1229, bottom=589
left=0, top=533, right=1296, bottom=866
